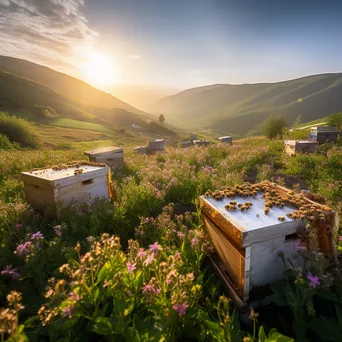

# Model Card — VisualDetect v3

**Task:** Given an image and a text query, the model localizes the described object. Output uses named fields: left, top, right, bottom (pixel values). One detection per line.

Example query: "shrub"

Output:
left=0, top=112, right=39, bottom=148
left=327, top=112, right=342, bottom=130
left=263, top=114, right=287, bottom=139
left=0, top=133, right=14, bottom=149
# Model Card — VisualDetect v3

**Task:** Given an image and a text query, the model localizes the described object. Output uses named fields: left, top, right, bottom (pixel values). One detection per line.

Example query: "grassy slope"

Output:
left=147, top=73, right=342, bottom=135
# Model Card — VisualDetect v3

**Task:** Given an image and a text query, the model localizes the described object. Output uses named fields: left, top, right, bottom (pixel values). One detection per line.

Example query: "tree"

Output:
left=159, top=114, right=165, bottom=125
left=263, top=114, right=287, bottom=140
left=327, top=112, right=342, bottom=130
left=293, top=114, right=302, bottom=128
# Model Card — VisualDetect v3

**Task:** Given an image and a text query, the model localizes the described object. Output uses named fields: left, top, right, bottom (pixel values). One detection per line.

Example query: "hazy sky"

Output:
left=1, top=0, right=342, bottom=90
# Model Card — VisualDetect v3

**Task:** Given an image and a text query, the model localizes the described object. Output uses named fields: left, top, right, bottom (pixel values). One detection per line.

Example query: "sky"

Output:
left=1, top=0, right=342, bottom=92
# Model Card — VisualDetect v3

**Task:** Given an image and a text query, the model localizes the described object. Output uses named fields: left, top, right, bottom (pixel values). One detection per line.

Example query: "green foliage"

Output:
left=293, top=114, right=302, bottom=128
left=0, top=133, right=15, bottom=149
left=263, top=114, right=287, bottom=140
left=327, top=112, right=342, bottom=130
left=0, top=112, right=39, bottom=148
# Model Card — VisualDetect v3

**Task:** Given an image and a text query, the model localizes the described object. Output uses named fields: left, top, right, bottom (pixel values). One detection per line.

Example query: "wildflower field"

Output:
left=0, top=136, right=341, bottom=341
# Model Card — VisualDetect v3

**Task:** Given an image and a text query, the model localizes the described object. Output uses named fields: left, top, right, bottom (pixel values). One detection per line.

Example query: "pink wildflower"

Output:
left=144, top=254, right=155, bottom=266
left=149, top=242, right=161, bottom=253
left=175, top=251, right=182, bottom=258
left=126, top=262, right=137, bottom=274
left=31, top=231, right=44, bottom=241
left=1, top=265, right=20, bottom=280
left=62, top=305, right=75, bottom=319
left=177, top=231, right=185, bottom=239
left=15, top=241, right=33, bottom=258
left=191, top=237, right=197, bottom=247
left=137, top=248, right=147, bottom=259
left=54, top=225, right=62, bottom=237
left=339, top=236, right=342, bottom=241
left=294, top=240, right=306, bottom=251
left=173, top=302, right=188, bottom=317
left=307, top=272, right=320, bottom=288
left=86, top=236, right=94, bottom=243
left=69, top=291, right=81, bottom=301
left=142, top=283, right=160, bottom=295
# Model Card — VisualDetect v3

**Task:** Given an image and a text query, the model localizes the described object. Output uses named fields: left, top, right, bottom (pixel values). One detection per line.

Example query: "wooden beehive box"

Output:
left=84, top=146, right=124, bottom=169
left=193, top=139, right=210, bottom=147
left=21, top=162, right=110, bottom=215
left=200, top=181, right=336, bottom=305
left=134, top=146, right=148, bottom=154
left=218, top=136, right=233, bottom=144
left=181, top=141, right=193, bottom=148
left=284, top=140, right=319, bottom=155
left=148, top=139, right=165, bottom=154
left=308, top=126, right=341, bottom=144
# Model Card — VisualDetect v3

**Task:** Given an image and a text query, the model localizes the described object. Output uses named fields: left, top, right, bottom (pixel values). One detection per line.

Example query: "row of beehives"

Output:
left=284, top=125, right=342, bottom=155
left=181, top=135, right=233, bottom=148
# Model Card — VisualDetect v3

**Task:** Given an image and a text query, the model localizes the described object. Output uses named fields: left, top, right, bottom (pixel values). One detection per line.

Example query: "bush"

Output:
left=0, top=112, right=39, bottom=148
left=0, top=133, right=14, bottom=149
left=327, top=112, right=342, bottom=130
left=263, top=114, right=287, bottom=139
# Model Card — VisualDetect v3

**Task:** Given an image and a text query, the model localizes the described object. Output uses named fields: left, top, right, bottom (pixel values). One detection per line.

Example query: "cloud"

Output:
left=0, top=0, right=98, bottom=72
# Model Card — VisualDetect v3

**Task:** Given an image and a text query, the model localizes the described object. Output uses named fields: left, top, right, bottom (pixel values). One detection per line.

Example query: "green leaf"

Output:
left=124, top=327, right=141, bottom=342
left=93, top=317, right=115, bottom=335
left=96, top=261, right=110, bottom=283
left=124, top=300, right=135, bottom=317
left=204, top=320, right=221, bottom=334
left=114, top=297, right=127, bottom=316
left=258, top=326, right=267, bottom=342
left=267, top=328, right=294, bottom=342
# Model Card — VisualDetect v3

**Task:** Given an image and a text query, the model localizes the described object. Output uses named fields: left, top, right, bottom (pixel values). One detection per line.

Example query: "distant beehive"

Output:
left=188, top=133, right=197, bottom=141
left=133, top=146, right=149, bottom=154
left=181, top=141, right=193, bottom=148
left=193, top=139, right=210, bottom=147
left=84, top=146, right=124, bottom=170
left=218, top=136, right=233, bottom=144
left=148, top=139, right=165, bottom=154
left=21, top=162, right=110, bottom=216
left=284, top=140, right=319, bottom=155
left=308, top=126, right=341, bottom=144
left=200, top=181, right=337, bottom=306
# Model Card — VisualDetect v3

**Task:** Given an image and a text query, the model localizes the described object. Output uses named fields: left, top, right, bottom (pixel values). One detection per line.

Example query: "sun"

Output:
left=82, top=52, right=118, bottom=87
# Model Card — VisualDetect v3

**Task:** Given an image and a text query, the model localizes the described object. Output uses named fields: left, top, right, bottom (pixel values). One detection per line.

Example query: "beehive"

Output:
left=133, top=146, right=148, bottom=154
left=218, top=136, right=233, bottom=144
left=284, top=140, right=319, bottom=155
left=181, top=141, right=193, bottom=148
left=84, top=146, right=124, bottom=169
left=193, top=139, right=210, bottom=147
left=21, top=162, right=110, bottom=215
left=308, top=126, right=341, bottom=144
left=200, top=181, right=336, bottom=305
left=148, top=139, right=165, bottom=154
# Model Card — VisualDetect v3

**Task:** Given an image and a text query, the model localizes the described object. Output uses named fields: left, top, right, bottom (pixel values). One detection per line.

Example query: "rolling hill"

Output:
left=146, top=73, right=342, bottom=135
left=0, top=56, right=178, bottom=142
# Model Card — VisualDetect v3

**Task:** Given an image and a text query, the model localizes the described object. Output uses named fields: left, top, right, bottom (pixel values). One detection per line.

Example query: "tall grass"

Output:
left=0, top=112, right=39, bottom=148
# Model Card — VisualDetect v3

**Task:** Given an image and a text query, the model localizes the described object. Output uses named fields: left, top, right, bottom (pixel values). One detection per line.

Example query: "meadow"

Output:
left=0, top=135, right=342, bottom=341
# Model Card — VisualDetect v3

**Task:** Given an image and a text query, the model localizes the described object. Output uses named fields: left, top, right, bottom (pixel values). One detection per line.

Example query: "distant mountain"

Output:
left=146, top=74, right=342, bottom=134
left=0, top=55, right=177, bottom=137
left=0, top=55, right=146, bottom=116
left=108, top=84, right=180, bottom=109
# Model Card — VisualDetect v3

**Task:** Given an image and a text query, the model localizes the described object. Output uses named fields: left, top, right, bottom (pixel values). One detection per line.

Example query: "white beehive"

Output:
left=148, top=139, right=165, bottom=154
left=218, top=136, right=233, bottom=144
left=193, top=139, right=210, bottom=147
left=284, top=140, right=319, bottom=155
left=133, top=146, right=148, bottom=154
left=200, top=181, right=336, bottom=305
left=21, top=162, right=110, bottom=215
left=84, top=146, right=124, bottom=169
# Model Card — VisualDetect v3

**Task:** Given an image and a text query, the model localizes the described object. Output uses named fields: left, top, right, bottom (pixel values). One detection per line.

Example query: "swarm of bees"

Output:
left=204, top=181, right=332, bottom=224
left=74, top=169, right=84, bottom=175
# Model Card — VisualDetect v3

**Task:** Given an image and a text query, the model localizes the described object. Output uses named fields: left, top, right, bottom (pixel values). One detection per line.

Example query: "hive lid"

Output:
left=218, top=136, right=232, bottom=140
left=84, top=146, right=123, bottom=156
left=21, top=164, right=106, bottom=181
left=134, top=145, right=148, bottom=150
left=149, top=139, right=165, bottom=143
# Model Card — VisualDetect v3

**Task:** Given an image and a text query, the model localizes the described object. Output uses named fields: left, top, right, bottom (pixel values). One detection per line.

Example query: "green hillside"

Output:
left=146, top=73, right=342, bottom=134
left=0, top=62, right=178, bottom=143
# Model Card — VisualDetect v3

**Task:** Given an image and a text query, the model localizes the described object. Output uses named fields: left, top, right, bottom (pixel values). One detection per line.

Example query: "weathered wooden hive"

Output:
left=218, top=136, right=233, bottom=144
left=193, top=139, right=210, bottom=147
left=21, top=162, right=111, bottom=215
left=133, top=146, right=148, bottom=155
left=181, top=141, right=193, bottom=148
left=200, top=181, right=336, bottom=306
left=148, top=139, right=165, bottom=154
left=84, top=146, right=124, bottom=169
left=308, top=126, right=341, bottom=144
left=188, top=133, right=197, bottom=141
left=284, top=140, right=319, bottom=155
